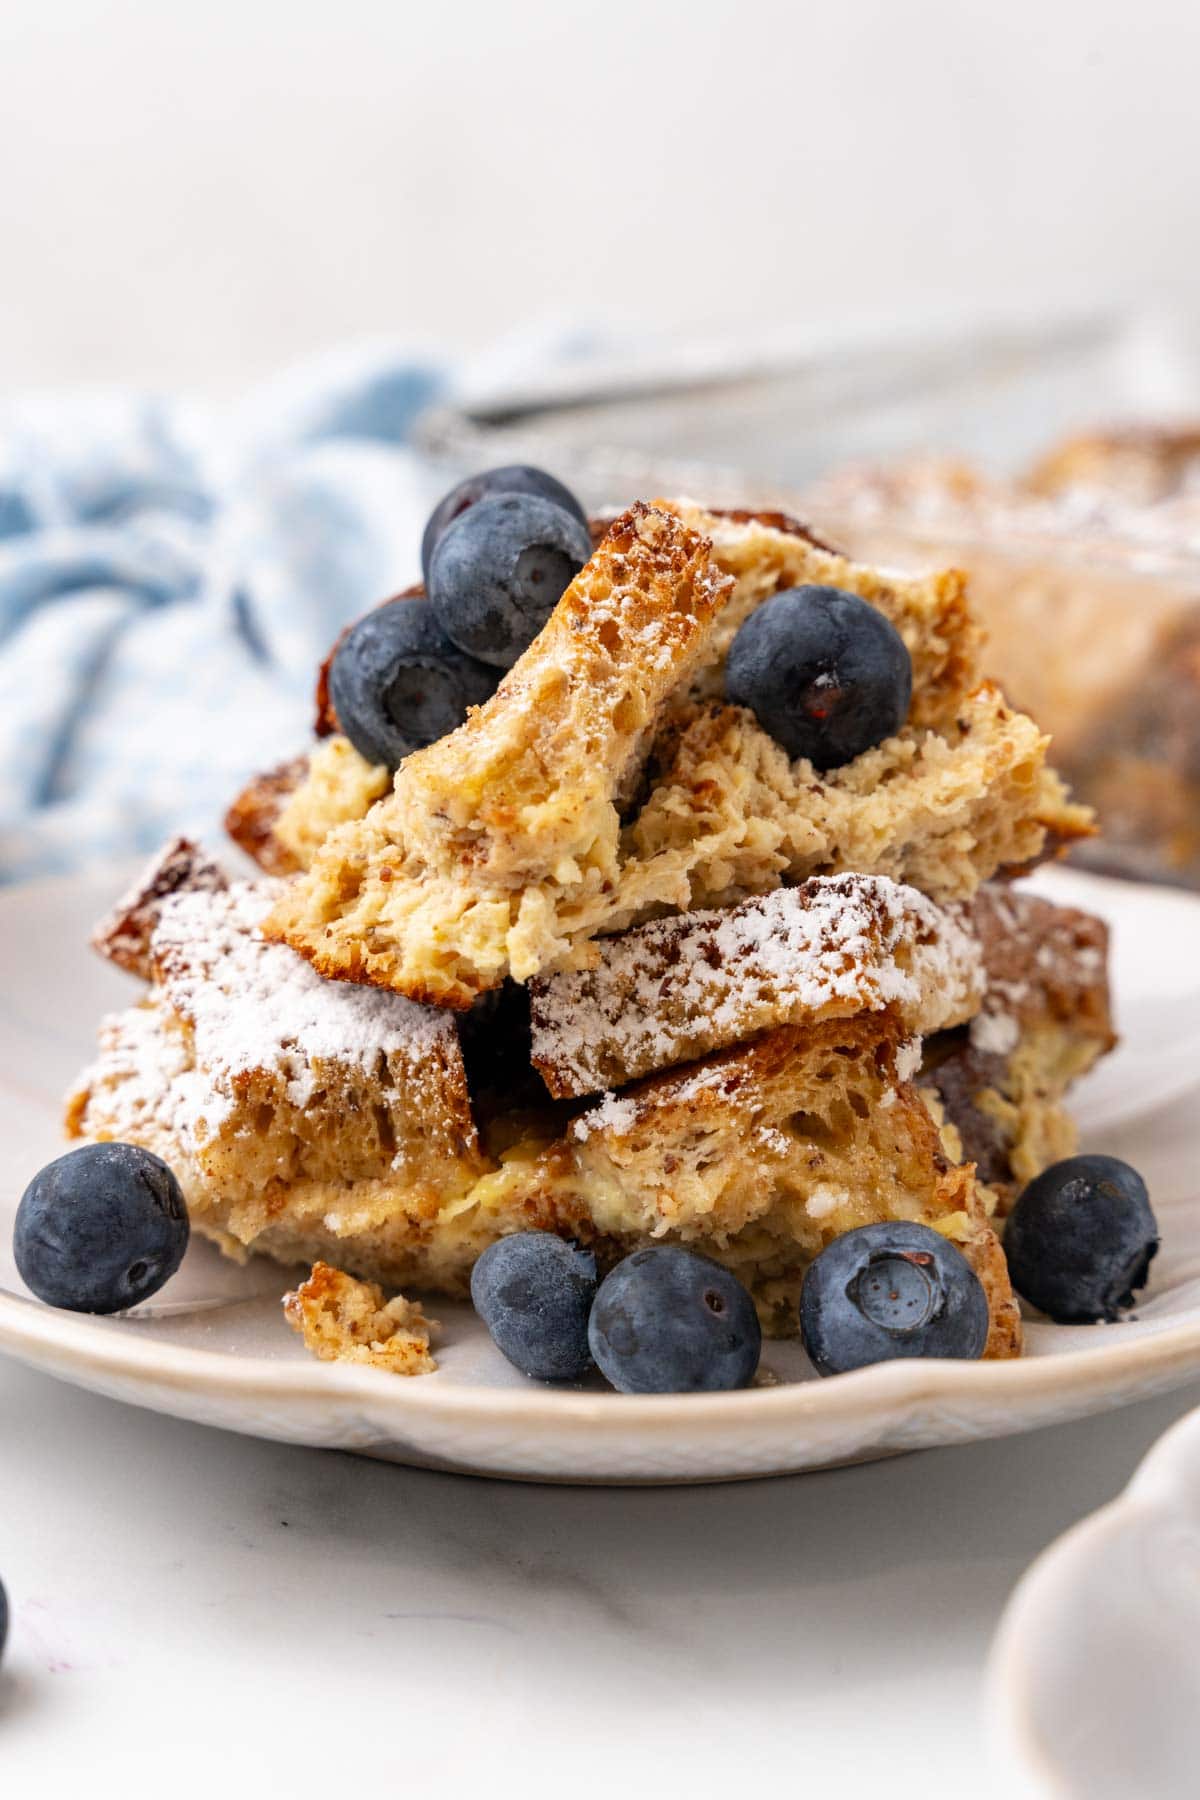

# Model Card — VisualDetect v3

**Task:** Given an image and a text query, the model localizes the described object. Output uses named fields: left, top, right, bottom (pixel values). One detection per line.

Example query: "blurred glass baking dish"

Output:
left=414, top=308, right=1200, bottom=509
left=416, top=309, right=1200, bottom=889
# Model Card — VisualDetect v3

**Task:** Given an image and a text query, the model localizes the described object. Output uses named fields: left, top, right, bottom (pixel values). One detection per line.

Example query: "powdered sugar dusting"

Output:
left=571, top=1091, right=640, bottom=1140
left=969, top=1009, right=1021, bottom=1056
left=533, top=874, right=982, bottom=1096
left=895, top=1036, right=923, bottom=1082
left=73, top=997, right=234, bottom=1157
left=153, top=882, right=455, bottom=1106
left=77, top=879, right=463, bottom=1150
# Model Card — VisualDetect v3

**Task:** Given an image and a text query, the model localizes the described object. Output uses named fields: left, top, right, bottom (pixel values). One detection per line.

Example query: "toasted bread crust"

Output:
left=266, top=503, right=735, bottom=1002
left=91, top=837, right=229, bottom=978
left=224, top=759, right=309, bottom=876
left=70, top=880, right=489, bottom=1263
left=529, top=873, right=983, bottom=1097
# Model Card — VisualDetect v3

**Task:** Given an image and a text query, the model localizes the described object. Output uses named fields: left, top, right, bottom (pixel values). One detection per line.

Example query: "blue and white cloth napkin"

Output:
left=0, top=343, right=458, bottom=883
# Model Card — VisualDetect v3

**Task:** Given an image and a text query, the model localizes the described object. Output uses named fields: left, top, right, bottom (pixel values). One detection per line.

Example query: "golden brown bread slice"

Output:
left=475, top=1012, right=1020, bottom=1357
left=68, top=867, right=1017, bottom=1351
left=231, top=503, right=988, bottom=880
left=68, top=881, right=489, bottom=1262
left=628, top=684, right=1090, bottom=909
left=68, top=984, right=1019, bottom=1353
left=224, top=757, right=312, bottom=877
left=528, top=872, right=984, bottom=1098
left=272, top=737, right=391, bottom=875
left=225, top=744, right=392, bottom=879
left=264, top=503, right=735, bottom=1004
left=919, top=884, right=1116, bottom=1212
left=263, top=500, right=1089, bottom=1003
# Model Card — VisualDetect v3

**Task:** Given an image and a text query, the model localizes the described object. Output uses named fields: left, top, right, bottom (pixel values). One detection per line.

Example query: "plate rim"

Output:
left=3, top=1282, right=1200, bottom=1435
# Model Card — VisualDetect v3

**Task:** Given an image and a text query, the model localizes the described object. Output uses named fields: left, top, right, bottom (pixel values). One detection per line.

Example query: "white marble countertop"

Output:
left=4, top=1356, right=1198, bottom=1797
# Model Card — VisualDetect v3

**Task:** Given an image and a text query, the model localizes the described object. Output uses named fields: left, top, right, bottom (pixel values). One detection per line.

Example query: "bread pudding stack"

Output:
left=71, top=860, right=1025, bottom=1354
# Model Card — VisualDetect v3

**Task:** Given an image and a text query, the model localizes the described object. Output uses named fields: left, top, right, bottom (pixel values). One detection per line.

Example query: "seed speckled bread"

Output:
left=225, top=742, right=391, bottom=879
left=629, top=683, right=1087, bottom=910
left=474, top=1012, right=1020, bottom=1356
left=263, top=503, right=1089, bottom=1003
left=920, top=884, right=1116, bottom=1211
left=528, top=873, right=983, bottom=1097
left=68, top=881, right=489, bottom=1274
left=230, top=503, right=987, bottom=879
left=68, top=864, right=1023, bottom=1348
left=272, top=736, right=391, bottom=873
left=284, top=1262, right=438, bottom=1375
left=264, top=503, right=736, bottom=1004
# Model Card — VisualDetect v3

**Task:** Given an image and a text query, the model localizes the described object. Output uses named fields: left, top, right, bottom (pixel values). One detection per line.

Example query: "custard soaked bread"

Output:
left=627, top=681, right=1082, bottom=913
left=264, top=504, right=1089, bottom=1002
left=70, top=881, right=490, bottom=1277
left=91, top=836, right=229, bottom=979
left=283, top=1263, right=439, bottom=1376
left=59, top=461, right=1117, bottom=1385
left=474, top=1012, right=1021, bottom=1357
left=226, top=503, right=984, bottom=875
left=528, top=873, right=984, bottom=1097
left=226, top=746, right=390, bottom=879
left=265, top=503, right=735, bottom=1003
left=70, top=859, right=1020, bottom=1352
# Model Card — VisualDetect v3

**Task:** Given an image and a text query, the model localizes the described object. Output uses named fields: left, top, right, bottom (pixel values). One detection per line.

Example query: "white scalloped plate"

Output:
left=986, top=1403, right=1200, bottom=1797
left=1, top=862, right=1200, bottom=1483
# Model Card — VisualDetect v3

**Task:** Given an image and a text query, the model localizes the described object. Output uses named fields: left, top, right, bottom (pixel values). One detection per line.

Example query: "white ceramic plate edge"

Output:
left=4, top=1284, right=1200, bottom=1481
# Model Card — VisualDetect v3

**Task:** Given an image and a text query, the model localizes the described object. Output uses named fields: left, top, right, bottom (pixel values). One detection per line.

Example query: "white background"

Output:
left=0, top=0, right=1198, bottom=391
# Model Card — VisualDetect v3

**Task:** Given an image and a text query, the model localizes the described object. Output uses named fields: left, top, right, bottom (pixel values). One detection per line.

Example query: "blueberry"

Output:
left=588, top=1247, right=761, bottom=1394
left=329, top=594, right=498, bottom=769
left=471, top=1232, right=597, bottom=1380
left=726, top=585, right=913, bottom=769
left=799, top=1221, right=989, bottom=1376
left=14, top=1143, right=190, bottom=1315
left=429, top=493, right=593, bottom=668
left=1005, top=1154, right=1158, bottom=1324
left=420, top=465, right=588, bottom=585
